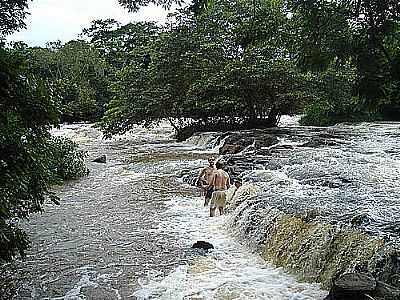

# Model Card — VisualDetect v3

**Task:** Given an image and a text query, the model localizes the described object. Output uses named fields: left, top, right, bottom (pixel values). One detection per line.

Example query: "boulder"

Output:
left=92, top=155, right=106, bottom=163
left=220, top=144, right=245, bottom=155
left=325, top=273, right=376, bottom=300
left=219, top=132, right=278, bottom=155
left=375, top=281, right=400, bottom=299
left=192, top=241, right=214, bottom=251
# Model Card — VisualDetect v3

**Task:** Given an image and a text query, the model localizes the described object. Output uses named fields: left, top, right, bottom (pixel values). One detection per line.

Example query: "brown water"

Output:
left=0, top=122, right=328, bottom=300
left=0, top=124, right=207, bottom=299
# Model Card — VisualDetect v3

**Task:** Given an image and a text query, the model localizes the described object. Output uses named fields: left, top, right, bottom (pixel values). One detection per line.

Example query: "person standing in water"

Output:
left=197, top=157, right=216, bottom=206
left=209, top=161, right=230, bottom=217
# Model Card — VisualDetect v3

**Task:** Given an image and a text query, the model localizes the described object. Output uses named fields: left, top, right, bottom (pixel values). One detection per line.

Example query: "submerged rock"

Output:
left=334, top=273, right=376, bottom=291
left=192, top=241, right=214, bottom=251
left=92, top=155, right=106, bottom=163
left=219, top=131, right=278, bottom=155
left=325, top=273, right=376, bottom=300
left=299, top=137, right=341, bottom=148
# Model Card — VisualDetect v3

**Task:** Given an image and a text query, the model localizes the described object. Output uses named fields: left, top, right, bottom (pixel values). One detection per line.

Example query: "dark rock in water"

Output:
left=300, top=209, right=320, bottom=223
left=92, top=155, right=106, bottom=163
left=390, top=274, right=400, bottom=288
left=300, top=137, right=340, bottom=148
left=350, top=213, right=374, bottom=227
left=192, top=241, right=214, bottom=251
left=375, top=281, right=400, bottom=299
left=335, top=273, right=376, bottom=291
left=219, top=132, right=278, bottom=155
left=380, top=221, right=400, bottom=234
left=220, top=144, right=244, bottom=155
left=325, top=273, right=376, bottom=300
left=318, top=132, right=344, bottom=139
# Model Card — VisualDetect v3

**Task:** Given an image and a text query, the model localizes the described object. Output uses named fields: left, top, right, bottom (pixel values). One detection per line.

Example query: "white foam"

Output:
left=50, top=266, right=98, bottom=300
left=278, top=115, right=301, bottom=127
left=133, top=196, right=328, bottom=300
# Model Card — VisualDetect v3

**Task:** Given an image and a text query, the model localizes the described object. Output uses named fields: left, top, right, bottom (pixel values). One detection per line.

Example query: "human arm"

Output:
left=225, top=172, right=231, bottom=189
left=196, top=168, right=206, bottom=186
left=210, top=172, right=216, bottom=188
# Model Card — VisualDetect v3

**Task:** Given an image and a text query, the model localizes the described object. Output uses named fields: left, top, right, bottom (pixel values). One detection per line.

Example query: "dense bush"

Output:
left=46, top=137, right=89, bottom=183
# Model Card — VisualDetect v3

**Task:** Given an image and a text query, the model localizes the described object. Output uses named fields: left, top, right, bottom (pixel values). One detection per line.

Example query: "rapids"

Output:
left=0, top=120, right=328, bottom=299
left=1, top=118, right=399, bottom=299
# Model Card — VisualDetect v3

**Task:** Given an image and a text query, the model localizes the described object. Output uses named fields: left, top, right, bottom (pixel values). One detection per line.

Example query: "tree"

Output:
left=118, top=0, right=184, bottom=12
left=0, top=1, right=90, bottom=261
left=288, top=0, right=400, bottom=108
left=0, top=0, right=30, bottom=37
left=0, top=48, right=57, bottom=260
left=101, top=0, right=309, bottom=139
left=26, top=40, right=111, bottom=121
left=81, top=20, right=159, bottom=70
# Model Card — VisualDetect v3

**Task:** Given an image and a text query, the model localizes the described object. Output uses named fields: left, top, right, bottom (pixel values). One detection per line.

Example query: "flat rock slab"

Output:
left=335, top=273, right=376, bottom=291
left=92, top=155, right=106, bottom=163
left=219, top=132, right=278, bottom=155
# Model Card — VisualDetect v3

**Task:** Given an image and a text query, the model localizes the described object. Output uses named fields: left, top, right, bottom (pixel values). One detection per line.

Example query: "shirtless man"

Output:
left=209, top=161, right=230, bottom=217
left=197, top=157, right=216, bottom=206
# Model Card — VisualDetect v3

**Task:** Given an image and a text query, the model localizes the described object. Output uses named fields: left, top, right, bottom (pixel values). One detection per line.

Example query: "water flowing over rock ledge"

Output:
left=188, top=123, right=400, bottom=299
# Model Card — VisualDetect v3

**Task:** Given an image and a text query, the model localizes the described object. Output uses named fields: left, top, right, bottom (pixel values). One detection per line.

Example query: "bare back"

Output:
left=212, top=169, right=230, bottom=190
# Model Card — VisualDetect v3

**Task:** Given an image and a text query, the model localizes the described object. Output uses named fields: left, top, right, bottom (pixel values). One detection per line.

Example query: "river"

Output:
left=0, top=120, right=328, bottom=299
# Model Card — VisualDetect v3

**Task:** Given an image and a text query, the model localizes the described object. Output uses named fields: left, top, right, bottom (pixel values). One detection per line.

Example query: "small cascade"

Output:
left=184, top=132, right=223, bottom=149
left=133, top=196, right=328, bottom=300
left=228, top=188, right=390, bottom=285
left=211, top=134, right=230, bottom=152
left=222, top=123, right=400, bottom=298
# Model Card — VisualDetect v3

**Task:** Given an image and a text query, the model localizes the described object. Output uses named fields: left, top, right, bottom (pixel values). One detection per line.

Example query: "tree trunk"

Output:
left=168, top=118, right=180, bottom=133
left=266, top=106, right=279, bottom=127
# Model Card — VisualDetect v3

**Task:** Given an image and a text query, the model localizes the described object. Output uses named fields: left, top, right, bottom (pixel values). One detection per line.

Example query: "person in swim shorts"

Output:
left=209, top=160, right=230, bottom=217
left=196, top=157, right=216, bottom=206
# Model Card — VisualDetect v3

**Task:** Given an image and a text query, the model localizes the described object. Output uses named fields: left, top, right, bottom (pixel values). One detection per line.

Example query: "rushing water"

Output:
left=233, top=122, right=400, bottom=246
left=0, top=121, right=328, bottom=300
left=4, top=119, right=399, bottom=299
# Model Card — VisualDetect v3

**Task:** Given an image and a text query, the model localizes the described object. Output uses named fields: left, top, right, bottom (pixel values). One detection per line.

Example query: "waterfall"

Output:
left=221, top=122, right=400, bottom=295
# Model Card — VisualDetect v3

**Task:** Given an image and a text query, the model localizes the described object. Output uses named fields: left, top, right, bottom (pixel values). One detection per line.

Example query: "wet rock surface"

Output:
left=325, top=273, right=400, bottom=300
left=216, top=123, right=400, bottom=298
left=219, top=131, right=278, bottom=155
left=220, top=125, right=400, bottom=242
left=192, top=241, right=214, bottom=251
left=92, top=154, right=106, bottom=163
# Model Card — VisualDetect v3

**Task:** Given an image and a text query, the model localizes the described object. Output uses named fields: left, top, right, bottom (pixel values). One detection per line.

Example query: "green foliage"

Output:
left=0, top=47, right=88, bottom=261
left=289, top=0, right=400, bottom=110
left=0, top=48, right=56, bottom=260
left=81, top=20, right=159, bottom=70
left=24, top=40, right=111, bottom=122
left=101, top=0, right=311, bottom=138
left=118, top=0, right=185, bottom=12
left=46, top=137, right=89, bottom=183
left=0, top=0, right=29, bottom=37
left=300, top=67, right=380, bottom=126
